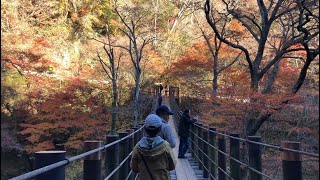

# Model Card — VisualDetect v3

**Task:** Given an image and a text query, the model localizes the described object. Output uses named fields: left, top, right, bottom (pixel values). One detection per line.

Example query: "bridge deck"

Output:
left=164, top=98, right=208, bottom=180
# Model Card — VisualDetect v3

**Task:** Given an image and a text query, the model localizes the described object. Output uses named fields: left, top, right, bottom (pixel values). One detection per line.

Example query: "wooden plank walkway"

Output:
left=163, top=98, right=209, bottom=180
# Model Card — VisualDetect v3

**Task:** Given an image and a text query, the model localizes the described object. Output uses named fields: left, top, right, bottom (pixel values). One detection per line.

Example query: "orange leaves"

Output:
left=27, top=141, right=55, bottom=153
left=170, top=40, right=212, bottom=78
left=35, top=37, right=51, bottom=48
left=227, top=19, right=250, bottom=38
left=143, top=49, right=165, bottom=75
left=289, top=127, right=313, bottom=134
left=228, top=19, right=245, bottom=32
left=18, top=78, right=111, bottom=153
left=80, top=65, right=95, bottom=74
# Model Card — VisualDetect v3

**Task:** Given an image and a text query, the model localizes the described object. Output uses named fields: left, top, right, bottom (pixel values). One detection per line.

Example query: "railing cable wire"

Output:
left=193, top=123, right=319, bottom=158
left=104, top=151, right=133, bottom=180
left=190, top=129, right=276, bottom=180
left=10, top=126, right=144, bottom=180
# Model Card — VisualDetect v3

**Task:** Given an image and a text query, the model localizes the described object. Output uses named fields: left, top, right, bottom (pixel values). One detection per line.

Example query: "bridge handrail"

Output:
left=190, top=138, right=233, bottom=180
left=190, top=129, right=276, bottom=180
left=105, top=151, right=133, bottom=180
left=169, top=91, right=319, bottom=179
left=9, top=125, right=144, bottom=180
left=169, top=91, right=319, bottom=159
left=192, top=123, right=320, bottom=158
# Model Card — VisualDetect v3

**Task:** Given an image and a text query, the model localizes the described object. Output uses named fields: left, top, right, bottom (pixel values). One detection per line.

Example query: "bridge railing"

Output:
left=9, top=125, right=145, bottom=180
left=169, top=93, right=319, bottom=180
left=10, top=90, right=160, bottom=180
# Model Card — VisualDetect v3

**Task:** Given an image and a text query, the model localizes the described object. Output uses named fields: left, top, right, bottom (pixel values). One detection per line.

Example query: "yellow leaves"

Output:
left=110, top=19, right=123, bottom=28
left=143, top=49, right=165, bottom=74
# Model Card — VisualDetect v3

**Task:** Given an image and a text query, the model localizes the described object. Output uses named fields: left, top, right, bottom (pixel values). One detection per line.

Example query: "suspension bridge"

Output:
left=8, top=87, right=319, bottom=180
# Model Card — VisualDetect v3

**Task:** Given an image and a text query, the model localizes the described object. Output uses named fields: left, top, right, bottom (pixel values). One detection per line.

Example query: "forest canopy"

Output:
left=1, top=2, right=318, bottom=178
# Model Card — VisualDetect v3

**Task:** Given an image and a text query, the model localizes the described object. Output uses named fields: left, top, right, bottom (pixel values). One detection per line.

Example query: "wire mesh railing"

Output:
left=169, top=92, right=319, bottom=180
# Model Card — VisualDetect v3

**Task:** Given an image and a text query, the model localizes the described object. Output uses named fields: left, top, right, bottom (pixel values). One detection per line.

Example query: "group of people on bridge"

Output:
left=130, top=103, right=198, bottom=180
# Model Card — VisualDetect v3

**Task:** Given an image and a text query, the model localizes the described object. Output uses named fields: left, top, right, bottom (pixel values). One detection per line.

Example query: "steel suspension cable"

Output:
left=10, top=126, right=144, bottom=180
left=190, top=138, right=234, bottom=180
left=190, top=130, right=276, bottom=180
left=193, top=123, right=319, bottom=158
left=125, top=170, right=133, bottom=180
left=188, top=144, right=217, bottom=180
left=104, top=151, right=133, bottom=180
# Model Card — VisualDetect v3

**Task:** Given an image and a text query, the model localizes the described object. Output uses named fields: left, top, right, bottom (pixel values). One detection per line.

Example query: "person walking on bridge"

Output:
left=131, top=114, right=176, bottom=180
left=156, top=105, right=176, bottom=148
left=178, top=109, right=198, bottom=158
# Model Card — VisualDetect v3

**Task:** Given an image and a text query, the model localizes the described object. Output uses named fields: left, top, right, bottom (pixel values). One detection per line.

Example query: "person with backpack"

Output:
left=178, top=109, right=198, bottom=158
left=130, top=114, right=176, bottom=180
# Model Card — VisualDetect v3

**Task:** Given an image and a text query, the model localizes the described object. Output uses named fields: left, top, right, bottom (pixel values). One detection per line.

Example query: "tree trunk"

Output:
left=262, top=60, right=280, bottom=94
left=246, top=113, right=271, bottom=136
left=111, top=79, right=118, bottom=134
left=292, top=51, right=313, bottom=94
left=250, top=70, right=260, bottom=90
left=133, top=70, right=141, bottom=127
left=212, top=70, right=218, bottom=94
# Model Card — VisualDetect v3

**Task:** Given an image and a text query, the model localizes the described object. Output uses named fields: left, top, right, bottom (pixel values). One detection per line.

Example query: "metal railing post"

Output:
left=230, top=133, right=240, bottom=180
left=132, top=127, right=139, bottom=145
left=248, top=136, right=262, bottom=180
left=281, top=141, right=302, bottom=180
left=132, top=127, right=140, bottom=179
left=34, top=151, right=66, bottom=180
left=118, top=131, right=129, bottom=180
left=138, top=123, right=144, bottom=138
left=209, top=127, right=217, bottom=180
left=203, top=126, right=209, bottom=178
left=190, top=124, right=195, bottom=158
left=197, top=123, right=203, bottom=170
left=83, top=141, right=102, bottom=180
left=126, top=129, right=135, bottom=180
left=105, top=134, right=119, bottom=180
left=218, top=133, right=226, bottom=180
left=194, top=123, right=199, bottom=160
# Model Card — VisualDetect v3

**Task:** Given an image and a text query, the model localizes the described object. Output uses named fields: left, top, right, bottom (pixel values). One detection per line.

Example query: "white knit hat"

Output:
left=144, top=114, right=162, bottom=129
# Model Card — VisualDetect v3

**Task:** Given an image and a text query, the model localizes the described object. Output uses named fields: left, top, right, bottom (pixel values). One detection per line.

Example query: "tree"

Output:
left=112, top=2, right=154, bottom=127
left=204, top=0, right=319, bottom=135
left=292, top=0, right=319, bottom=93
left=18, top=78, right=109, bottom=153
left=196, top=17, right=242, bottom=94
left=96, top=27, right=122, bottom=134
left=204, top=0, right=318, bottom=92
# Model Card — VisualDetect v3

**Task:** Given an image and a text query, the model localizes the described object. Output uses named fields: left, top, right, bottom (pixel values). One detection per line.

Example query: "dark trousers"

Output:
left=178, top=136, right=189, bottom=157
left=158, top=96, right=162, bottom=106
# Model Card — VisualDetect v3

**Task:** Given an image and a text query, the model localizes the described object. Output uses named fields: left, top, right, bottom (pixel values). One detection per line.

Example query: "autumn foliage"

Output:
left=17, top=78, right=110, bottom=153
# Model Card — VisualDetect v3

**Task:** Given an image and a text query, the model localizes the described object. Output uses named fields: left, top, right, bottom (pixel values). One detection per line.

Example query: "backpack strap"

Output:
left=138, top=151, right=155, bottom=180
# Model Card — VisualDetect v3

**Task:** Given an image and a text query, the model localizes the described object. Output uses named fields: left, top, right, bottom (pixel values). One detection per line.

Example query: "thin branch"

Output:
left=204, top=0, right=253, bottom=70
left=97, top=52, right=112, bottom=79
left=218, top=52, right=242, bottom=74
left=1, top=58, right=24, bottom=77
left=230, top=12, right=260, bottom=42
left=93, top=38, right=131, bottom=52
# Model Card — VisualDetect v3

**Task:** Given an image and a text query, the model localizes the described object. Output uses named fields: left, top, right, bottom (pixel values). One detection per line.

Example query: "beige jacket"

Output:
left=130, top=140, right=176, bottom=180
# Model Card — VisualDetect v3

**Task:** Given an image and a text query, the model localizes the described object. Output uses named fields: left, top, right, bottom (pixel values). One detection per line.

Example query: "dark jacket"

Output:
left=178, top=114, right=197, bottom=137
